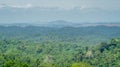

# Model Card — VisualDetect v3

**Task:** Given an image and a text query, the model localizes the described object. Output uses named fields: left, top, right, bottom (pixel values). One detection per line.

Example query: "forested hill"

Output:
left=0, top=30, right=120, bottom=67
left=0, top=25, right=120, bottom=46
left=0, top=25, right=120, bottom=67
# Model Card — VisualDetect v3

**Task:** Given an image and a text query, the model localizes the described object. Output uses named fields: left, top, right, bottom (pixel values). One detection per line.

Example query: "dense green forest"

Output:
left=0, top=26, right=120, bottom=67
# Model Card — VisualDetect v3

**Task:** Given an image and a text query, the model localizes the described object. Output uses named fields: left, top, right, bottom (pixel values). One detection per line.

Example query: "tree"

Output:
left=71, top=62, right=92, bottom=67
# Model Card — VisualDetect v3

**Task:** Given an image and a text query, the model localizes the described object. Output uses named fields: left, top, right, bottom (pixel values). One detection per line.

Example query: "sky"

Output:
left=0, top=0, right=120, bottom=23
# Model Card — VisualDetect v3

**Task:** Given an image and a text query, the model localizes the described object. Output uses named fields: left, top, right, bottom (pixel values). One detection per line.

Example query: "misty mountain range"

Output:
left=1, top=20, right=120, bottom=28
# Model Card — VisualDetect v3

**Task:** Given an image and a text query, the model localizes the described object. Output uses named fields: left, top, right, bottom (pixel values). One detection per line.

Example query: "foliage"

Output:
left=0, top=26, right=120, bottom=67
left=71, top=62, right=92, bottom=67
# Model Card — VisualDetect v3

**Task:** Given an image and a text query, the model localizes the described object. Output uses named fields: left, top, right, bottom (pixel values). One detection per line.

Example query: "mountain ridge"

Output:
left=0, top=20, right=120, bottom=27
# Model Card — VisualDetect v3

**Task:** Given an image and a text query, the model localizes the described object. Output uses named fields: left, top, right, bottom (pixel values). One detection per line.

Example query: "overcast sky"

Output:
left=0, top=0, right=120, bottom=23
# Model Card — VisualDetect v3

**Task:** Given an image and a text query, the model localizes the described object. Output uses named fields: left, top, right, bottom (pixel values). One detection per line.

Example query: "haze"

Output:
left=0, top=0, right=120, bottom=24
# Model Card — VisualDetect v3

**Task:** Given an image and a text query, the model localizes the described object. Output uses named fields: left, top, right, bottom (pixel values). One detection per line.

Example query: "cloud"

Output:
left=12, top=4, right=32, bottom=8
left=0, top=4, right=7, bottom=8
left=0, top=3, right=32, bottom=9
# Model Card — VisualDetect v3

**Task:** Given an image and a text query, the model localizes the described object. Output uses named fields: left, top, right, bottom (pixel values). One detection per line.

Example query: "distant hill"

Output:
left=0, top=20, right=120, bottom=28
